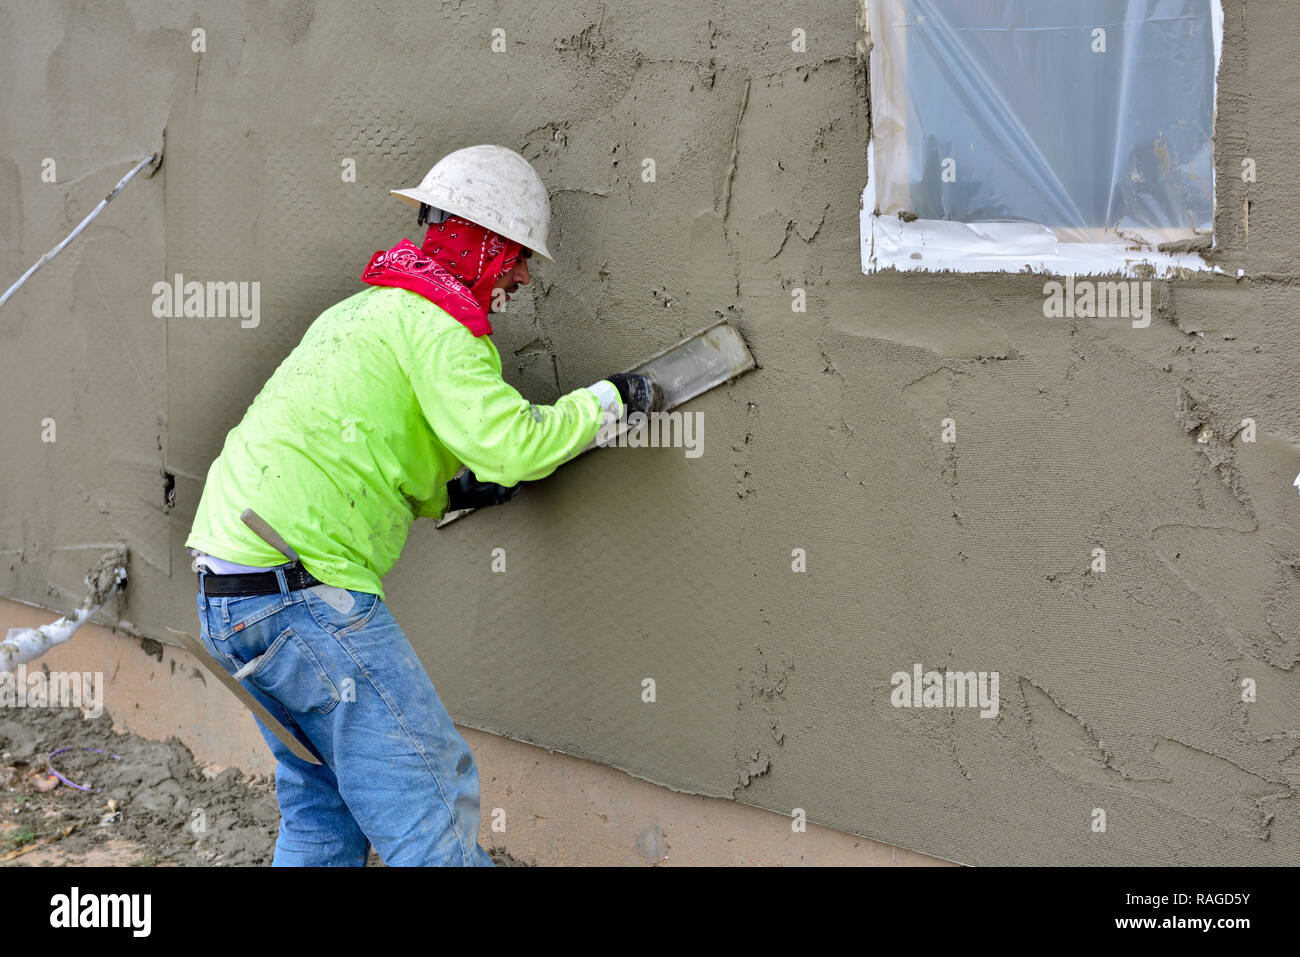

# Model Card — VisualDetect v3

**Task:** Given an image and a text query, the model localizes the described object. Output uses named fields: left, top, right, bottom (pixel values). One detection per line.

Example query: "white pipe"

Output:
left=0, top=153, right=157, bottom=310
left=1, top=606, right=97, bottom=670
left=0, top=555, right=126, bottom=672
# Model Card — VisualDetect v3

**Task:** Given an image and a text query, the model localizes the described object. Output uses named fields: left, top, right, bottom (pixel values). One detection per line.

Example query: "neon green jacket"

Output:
left=186, top=285, right=617, bottom=598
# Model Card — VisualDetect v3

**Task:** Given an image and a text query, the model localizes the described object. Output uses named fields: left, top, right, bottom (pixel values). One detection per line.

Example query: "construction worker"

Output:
left=184, top=145, right=662, bottom=866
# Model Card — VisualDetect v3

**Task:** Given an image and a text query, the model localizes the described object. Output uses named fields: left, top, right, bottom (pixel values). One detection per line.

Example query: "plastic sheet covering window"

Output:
left=868, top=0, right=1218, bottom=248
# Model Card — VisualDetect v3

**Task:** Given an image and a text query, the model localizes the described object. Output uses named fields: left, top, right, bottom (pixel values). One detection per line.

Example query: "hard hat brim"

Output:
left=390, top=188, right=554, bottom=261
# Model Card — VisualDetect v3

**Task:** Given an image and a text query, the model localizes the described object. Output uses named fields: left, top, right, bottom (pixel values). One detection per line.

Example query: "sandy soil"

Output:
left=1, top=705, right=522, bottom=866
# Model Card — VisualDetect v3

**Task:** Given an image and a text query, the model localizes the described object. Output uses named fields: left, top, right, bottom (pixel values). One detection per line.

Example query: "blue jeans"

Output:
left=195, top=568, right=494, bottom=866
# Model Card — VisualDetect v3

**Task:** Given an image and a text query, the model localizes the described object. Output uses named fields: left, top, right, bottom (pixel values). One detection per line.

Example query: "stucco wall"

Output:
left=1, top=0, right=1296, bottom=865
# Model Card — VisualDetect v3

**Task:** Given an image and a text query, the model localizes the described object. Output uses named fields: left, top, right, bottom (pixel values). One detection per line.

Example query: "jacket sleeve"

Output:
left=410, top=329, right=611, bottom=487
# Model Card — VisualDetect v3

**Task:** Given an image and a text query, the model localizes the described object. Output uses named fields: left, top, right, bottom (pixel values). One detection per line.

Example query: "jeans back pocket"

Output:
left=304, top=587, right=380, bottom=635
left=238, top=625, right=341, bottom=716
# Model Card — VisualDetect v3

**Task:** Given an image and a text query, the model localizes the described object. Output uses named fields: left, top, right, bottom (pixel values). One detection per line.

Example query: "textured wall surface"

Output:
left=1, top=0, right=1296, bottom=865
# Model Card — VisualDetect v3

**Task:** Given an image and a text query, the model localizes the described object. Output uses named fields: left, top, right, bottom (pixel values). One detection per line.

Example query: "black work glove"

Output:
left=606, top=373, right=664, bottom=416
left=446, top=470, right=522, bottom=511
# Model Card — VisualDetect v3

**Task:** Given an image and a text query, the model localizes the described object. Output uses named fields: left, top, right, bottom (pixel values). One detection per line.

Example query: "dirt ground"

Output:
left=0, top=704, right=523, bottom=866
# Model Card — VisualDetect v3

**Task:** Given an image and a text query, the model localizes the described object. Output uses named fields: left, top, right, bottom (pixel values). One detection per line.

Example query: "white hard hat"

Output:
left=391, top=144, right=553, bottom=261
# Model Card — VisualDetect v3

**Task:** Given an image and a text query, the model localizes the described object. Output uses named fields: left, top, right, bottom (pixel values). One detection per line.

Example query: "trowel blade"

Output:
left=629, top=320, right=756, bottom=410
left=437, top=320, right=755, bottom=527
left=166, top=627, right=323, bottom=766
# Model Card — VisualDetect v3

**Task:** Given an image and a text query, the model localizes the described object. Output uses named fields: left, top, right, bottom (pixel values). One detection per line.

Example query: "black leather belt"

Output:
left=198, top=563, right=323, bottom=596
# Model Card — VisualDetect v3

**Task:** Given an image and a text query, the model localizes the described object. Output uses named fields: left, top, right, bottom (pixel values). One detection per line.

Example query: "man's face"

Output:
left=493, top=250, right=532, bottom=305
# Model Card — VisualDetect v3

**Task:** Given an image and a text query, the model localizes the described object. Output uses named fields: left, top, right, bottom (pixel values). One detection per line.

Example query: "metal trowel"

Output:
left=168, top=508, right=330, bottom=766
left=166, top=626, right=323, bottom=766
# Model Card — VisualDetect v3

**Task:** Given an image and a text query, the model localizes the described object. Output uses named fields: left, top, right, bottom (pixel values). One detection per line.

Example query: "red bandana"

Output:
left=361, top=216, right=523, bottom=336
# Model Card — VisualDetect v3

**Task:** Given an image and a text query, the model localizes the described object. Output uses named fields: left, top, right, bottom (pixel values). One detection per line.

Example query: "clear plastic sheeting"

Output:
left=861, top=0, right=1223, bottom=276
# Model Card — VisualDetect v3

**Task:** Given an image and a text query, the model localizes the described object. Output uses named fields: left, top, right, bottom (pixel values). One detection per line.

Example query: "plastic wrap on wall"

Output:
left=863, top=0, right=1222, bottom=274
